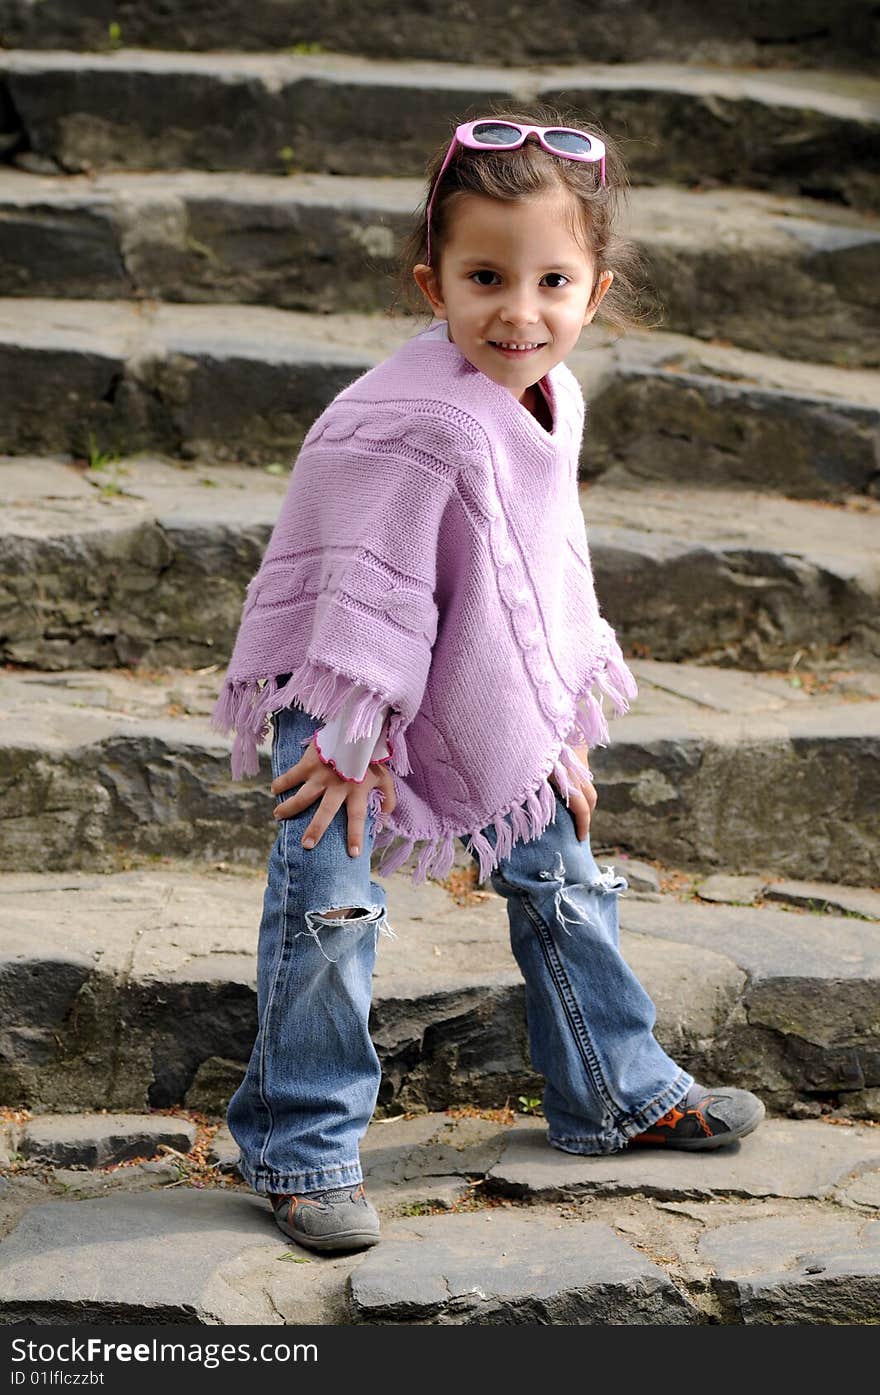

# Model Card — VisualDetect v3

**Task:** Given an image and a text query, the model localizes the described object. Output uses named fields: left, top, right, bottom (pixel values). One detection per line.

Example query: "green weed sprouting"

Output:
left=517, top=1095, right=543, bottom=1116
left=85, top=432, right=123, bottom=471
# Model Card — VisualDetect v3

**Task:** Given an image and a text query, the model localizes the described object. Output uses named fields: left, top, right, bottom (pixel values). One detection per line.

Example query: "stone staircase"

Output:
left=1, top=1, right=879, bottom=1326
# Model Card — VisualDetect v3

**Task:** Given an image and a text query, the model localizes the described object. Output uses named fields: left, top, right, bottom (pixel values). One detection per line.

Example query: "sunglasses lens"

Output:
left=471, top=121, right=521, bottom=146
left=544, top=129, right=594, bottom=155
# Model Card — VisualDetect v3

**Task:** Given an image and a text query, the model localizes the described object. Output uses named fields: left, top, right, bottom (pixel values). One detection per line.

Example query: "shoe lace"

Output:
left=317, top=1185, right=365, bottom=1204
left=273, top=1184, right=364, bottom=1208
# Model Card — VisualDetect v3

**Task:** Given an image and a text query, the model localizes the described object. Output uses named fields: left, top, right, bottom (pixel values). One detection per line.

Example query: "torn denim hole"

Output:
left=536, top=850, right=630, bottom=936
left=298, top=903, right=396, bottom=962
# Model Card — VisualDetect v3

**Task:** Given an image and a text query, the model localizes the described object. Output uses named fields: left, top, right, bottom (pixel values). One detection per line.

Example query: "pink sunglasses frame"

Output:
left=425, top=119, right=607, bottom=265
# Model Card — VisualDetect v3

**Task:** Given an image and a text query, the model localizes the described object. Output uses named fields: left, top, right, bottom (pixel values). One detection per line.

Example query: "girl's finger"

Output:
left=272, top=777, right=323, bottom=820
left=366, top=769, right=395, bottom=835
left=301, top=786, right=348, bottom=850
left=270, top=756, right=309, bottom=795
left=569, top=788, right=591, bottom=842
left=376, top=768, right=397, bottom=814
left=345, top=797, right=369, bottom=858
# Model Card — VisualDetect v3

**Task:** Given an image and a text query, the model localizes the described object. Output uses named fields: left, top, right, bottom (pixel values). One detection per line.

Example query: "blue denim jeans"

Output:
left=228, top=704, right=692, bottom=1193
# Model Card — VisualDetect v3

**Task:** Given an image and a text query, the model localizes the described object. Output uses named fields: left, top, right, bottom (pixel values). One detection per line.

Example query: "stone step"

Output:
left=583, top=334, right=880, bottom=500
left=1, top=657, right=877, bottom=881
left=1, top=51, right=878, bottom=209
left=1, top=0, right=876, bottom=72
left=3, top=454, right=879, bottom=672
left=0, top=301, right=877, bottom=498
left=1, top=859, right=880, bottom=1117
left=11, top=1113, right=198, bottom=1168
left=696, top=873, right=880, bottom=920
left=2, top=170, right=879, bottom=370
left=1, top=1110, right=879, bottom=1324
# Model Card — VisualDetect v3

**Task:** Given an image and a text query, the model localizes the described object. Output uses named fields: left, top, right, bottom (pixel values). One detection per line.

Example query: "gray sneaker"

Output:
left=628, top=1082, right=766, bottom=1149
left=269, top=1183, right=381, bottom=1252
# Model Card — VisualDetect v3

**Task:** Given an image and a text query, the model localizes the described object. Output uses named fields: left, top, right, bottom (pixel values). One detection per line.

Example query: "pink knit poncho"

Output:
left=211, top=319, right=638, bottom=884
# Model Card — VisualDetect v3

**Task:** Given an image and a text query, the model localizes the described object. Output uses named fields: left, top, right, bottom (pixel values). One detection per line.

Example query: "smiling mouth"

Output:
left=488, top=341, right=546, bottom=353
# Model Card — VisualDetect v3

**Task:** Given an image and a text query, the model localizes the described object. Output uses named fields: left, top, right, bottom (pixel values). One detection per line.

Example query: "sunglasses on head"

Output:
left=425, top=119, right=607, bottom=265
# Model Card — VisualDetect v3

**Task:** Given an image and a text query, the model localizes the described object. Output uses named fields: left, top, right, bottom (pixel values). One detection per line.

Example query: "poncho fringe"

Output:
left=210, top=635, right=637, bottom=887
left=210, top=657, right=413, bottom=783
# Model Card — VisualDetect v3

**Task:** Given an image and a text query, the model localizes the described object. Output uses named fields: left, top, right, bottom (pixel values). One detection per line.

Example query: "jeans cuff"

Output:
left=619, top=1069, right=695, bottom=1141
left=239, top=1159, right=364, bottom=1194
left=547, top=1125, right=631, bottom=1156
left=546, top=1069, right=694, bottom=1156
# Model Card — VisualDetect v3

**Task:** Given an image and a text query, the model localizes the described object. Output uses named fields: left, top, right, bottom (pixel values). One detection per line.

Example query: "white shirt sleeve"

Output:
left=313, top=686, right=391, bottom=782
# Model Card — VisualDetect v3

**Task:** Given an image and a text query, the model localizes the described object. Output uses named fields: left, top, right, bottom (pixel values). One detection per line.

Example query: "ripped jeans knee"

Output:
left=299, top=900, right=396, bottom=963
left=535, top=849, right=630, bottom=936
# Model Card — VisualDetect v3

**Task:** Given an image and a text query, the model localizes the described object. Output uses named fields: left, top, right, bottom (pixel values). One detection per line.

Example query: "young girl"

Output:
left=211, top=104, right=764, bottom=1254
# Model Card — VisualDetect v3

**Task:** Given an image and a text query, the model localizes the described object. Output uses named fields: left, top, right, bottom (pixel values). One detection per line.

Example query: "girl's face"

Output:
left=413, top=187, right=613, bottom=404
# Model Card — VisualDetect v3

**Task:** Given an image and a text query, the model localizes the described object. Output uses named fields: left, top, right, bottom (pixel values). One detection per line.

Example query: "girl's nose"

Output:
left=499, top=296, right=540, bottom=327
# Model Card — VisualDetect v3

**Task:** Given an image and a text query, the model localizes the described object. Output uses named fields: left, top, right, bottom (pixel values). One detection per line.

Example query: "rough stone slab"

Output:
left=843, top=1089, right=880, bottom=1124
left=576, top=330, right=880, bottom=501
left=350, top=1210, right=699, bottom=1323
left=700, top=1214, right=880, bottom=1322
left=0, top=169, right=426, bottom=312
left=1, top=52, right=878, bottom=209
left=0, top=1, right=875, bottom=71
left=0, top=455, right=283, bottom=669
left=17, top=1109, right=500, bottom=1207
left=839, top=1168, right=880, bottom=1208
left=359, top=1113, right=483, bottom=1213
left=761, top=879, right=880, bottom=920
left=369, top=1178, right=470, bottom=1214
left=207, top=1124, right=239, bottom=1172
left=2, top=860, right=879, bottom=1112
left=0, top=1183, right=365, bottom=1327
left=19, top=1113, right=197, bottom=1167
left=584, top=483, right=880, bottom=666
left=620, top=896, right=880, bottom=1000
left=628, top=185, right=880, bottom=370
left=185, top=1058, right=248, bottom=1115
left=0, top=657, right=878, bottom=884
left=0, top=855, right=737, bottom=1113
left=361, top=1112, right=511, bottom=1186
left=1, top=171, right=877, bottom=369
left=0, top=1188, right=302, bottom=1323
left=50, top=1161, right=181, bottom=1195
left=3, top=453, right=879, bottom=671
left=487, top=1118, right=880, bottom=1203
left=600, top=705, right=880, bottom=890
left=697, top=874, right=880, bottom=921
left=696, top=874, right=767, bottom=906
left=621, top=934, right=745, bottom=1070
left=0, top=299, right=400, bottom=461
left=0, top=171, right=126, bottom=300
left=1, top=298, right=878, bottom=497
left=15, top=1149, right=880, bottom=1326
left=620, top=897, right=880, bottom=1095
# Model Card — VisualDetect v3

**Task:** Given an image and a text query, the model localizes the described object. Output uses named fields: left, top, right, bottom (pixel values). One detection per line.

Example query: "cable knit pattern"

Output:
left=211, top=320, right=638, bottom=885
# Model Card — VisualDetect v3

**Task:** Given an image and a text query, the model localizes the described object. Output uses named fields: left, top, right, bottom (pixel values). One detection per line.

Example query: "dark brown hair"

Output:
left=388, top=99, right=659, bottom=336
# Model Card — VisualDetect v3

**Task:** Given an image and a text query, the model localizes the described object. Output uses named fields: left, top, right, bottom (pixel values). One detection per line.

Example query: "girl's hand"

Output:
left=270, top=738, right=397, bottom=858
left=551, top=743, right=597, bottom=842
